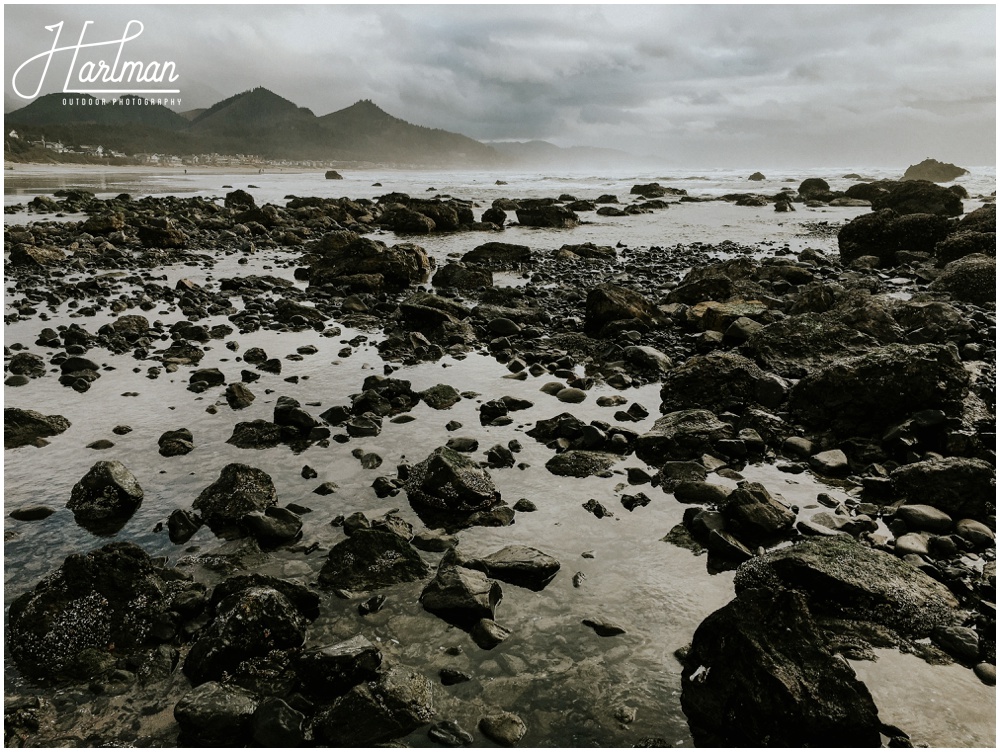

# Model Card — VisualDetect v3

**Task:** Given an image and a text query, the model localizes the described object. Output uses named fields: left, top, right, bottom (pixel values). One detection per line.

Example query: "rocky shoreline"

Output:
left=4, top=176, right=996, bottom=746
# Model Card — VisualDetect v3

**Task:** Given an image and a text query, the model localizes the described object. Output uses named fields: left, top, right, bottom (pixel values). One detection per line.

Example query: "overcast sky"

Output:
left=4, top=4, right=995, bottom=168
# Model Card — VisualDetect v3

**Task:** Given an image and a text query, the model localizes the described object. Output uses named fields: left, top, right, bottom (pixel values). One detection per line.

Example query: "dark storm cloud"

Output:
left=4, top=4, right=994, bottom=167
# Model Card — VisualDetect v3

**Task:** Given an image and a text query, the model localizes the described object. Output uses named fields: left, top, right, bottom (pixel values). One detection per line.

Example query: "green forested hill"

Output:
left=6, top=87, right=501, bottom=166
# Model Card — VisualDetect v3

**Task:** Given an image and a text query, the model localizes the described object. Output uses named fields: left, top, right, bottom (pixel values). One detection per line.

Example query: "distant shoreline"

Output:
left=4, top=162, right=317, bottom=176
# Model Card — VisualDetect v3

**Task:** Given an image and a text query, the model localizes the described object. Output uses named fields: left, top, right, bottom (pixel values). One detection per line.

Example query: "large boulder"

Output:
left=890, top=300, right=974, bottom=346
left=934, top=230, right=996, bottom=265
left=735, top=536, right=960, bottom=635
left=137, top=218, right=187, bottom=248
left=902, top=158, right=968, bottom=183
left=743, top=314, right=881, bottom=378
left=797, top=177, right=831, bottom=200
left=319, top=528, right=429, bottom=591
left=681, top=587, right=882, bottom=747
left=838, top=210, right=952, bottom=266
left=635, top=410, right=735, bottom=465
left=4, top=408, right=71, bottom=449
left=957, top=203, right=996, bottom=233
left=665, top=258, right=767, bottom=305
left=789, top=344, right=969, bottom=436
left=871, top=180, right=964, bottom=217
left=890, top=457, right=995, bottom=521
left=380, top=205, right=436, bottom=234
left=929, top=254, right=996, bottom=305
left=7, top=542, right=205, bottom=679
left=66, top=460, right=144, bottom=522
left=584, top=284, right=661, bottom=336
left=192, top=463, right=278, bottom=532
left=659, top=352, right=787, bottom=413
left=174, top=682, right=258, bottom=746
left=630, top=183, right=671, bottom=198
left=461, top=242, right=532, bottom=269
left=9, top=244, right=66, bottom=267
left=307, top=232, right=430, bottom=290
left=399, top=291, right=472, bottom=328
left=405, top=446, right=500, bottom=512
left=432, top=262, right=493, bottom=289
left=182, top=578, right=313, bottom=685
left=545, top=449, right=619, bottom=478
left=514, top=202, right=578, bottom=228
left=311, top=667, right=434, bottom=746
left=420, top=561, right=502, bottom=626
left=720, top=482, right=796, bottom=546
left=460, top=545, right=560, bottom=590
left=295, top=635, right=382, bottom=699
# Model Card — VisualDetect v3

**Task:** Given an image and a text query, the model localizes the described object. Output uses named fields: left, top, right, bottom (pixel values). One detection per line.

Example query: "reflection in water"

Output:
left=852, top=649, right=996, bottom=747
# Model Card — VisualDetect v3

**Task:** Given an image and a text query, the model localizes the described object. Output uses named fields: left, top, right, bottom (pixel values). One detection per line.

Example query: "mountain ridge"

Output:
left=5, top=86, right=638, bottom=168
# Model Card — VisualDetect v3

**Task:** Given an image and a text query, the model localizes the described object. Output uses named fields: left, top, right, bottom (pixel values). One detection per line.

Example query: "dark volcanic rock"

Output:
left=929, top=254, right=996, bottom=305
left=241, top=507, right=303, bottom=547
left=8, top=352, right=46, bottom=378
left=890, top=457, right=995, bottom=521
left=720, top=482, right=796, bottom=546
left=319, top=528, right=429, bottom=591
left=735, top=536, right=960, bottom=635
left=158, top=428, right=194, bottom=457
left=421, top=561, right=502, bottom=626
left=902, top=158, right=968, bottom=183
left=837, top=210, right=952, bottom=266
left=273, top=395, right=319, bottom=435
left=635, top=410, right=735, bottom=464
left=192, top=463, right=278, bottom=531
left=227, top=420, right=283, bottom=449
left=311, top=667, right=434, bottom=746
left=461, top=242, right=532, bottom=269
left=9, top=244, right=66, bottom=267
left=405, top=446, right=500, bottom=512
left=797, top=178, right=831, bottom=200
left=432, top=261, right=494, bottom=288
left=659, top=352, right=786, bottom=413
left=307, top=232, right=430, bottom=291
left=515, top=203, right=578, bottom=228
left=545, top=449, right=618, bottom=478
left=630, top=183, right=671, bottom=198
left=251, top=697, right=306, bottom=747
left=8, top=542, right=203, bottom=679
left=138, top=218, right=187, bottom=249
left=66, top=460, right=144, bottom=522
left=225, top=382, right=256, bottom=410
left=789, top=343, right=968, bottom=436
left=743, top=314, right=881, bottom=379
left=295, top=635, right=382, bottom=698
left=681, top=587, right=881, bottom=747
left=420, top=384, right=462, bottom=410
left=957, top=202, right=996, bottom=234
left=934, top=230, right=996, bottom=266
left=585, top=284, right=661, bottom=336
left=462, top=545, right=560, bottom=590
left=174, top=681, right=257, bottom=745
left=871, top=180, right=964, bottom=217
left=183, top=582, right=310, bottom=685
left=429, top=719, right=475, bottom=746
left=5, top=408, right=71, bottom=449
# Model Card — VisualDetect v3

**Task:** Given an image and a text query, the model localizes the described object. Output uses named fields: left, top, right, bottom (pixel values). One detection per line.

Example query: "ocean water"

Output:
left=3, top=165, right=996, bottom=746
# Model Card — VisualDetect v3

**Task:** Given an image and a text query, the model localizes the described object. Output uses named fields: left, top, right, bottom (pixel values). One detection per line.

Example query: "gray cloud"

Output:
left=4, top=4, right=995, bottom=167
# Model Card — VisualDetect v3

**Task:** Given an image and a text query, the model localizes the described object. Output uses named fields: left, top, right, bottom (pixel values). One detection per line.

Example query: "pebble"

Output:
left=582, top=618, right=626, bottom=636
left=974, top=663, right=996, bottom=686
